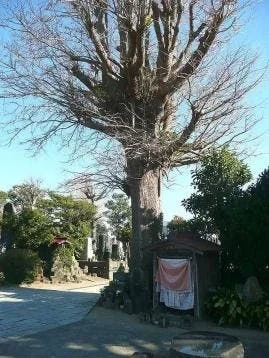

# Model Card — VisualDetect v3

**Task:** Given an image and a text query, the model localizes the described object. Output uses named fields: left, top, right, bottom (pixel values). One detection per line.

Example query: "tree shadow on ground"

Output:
left=0, top=305, right=268, bottom=357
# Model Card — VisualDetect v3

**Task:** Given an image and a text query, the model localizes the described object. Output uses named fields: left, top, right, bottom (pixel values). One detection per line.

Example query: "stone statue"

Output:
left=0, top=202, right=16, bottom=252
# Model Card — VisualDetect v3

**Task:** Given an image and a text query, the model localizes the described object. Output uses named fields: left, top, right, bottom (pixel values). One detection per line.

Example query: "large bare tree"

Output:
left=0, top=0, right=261, bottom=287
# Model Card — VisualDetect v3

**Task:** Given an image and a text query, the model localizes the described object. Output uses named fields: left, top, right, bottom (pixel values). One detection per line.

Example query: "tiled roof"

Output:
left=144, top=232, right=220, bottom=254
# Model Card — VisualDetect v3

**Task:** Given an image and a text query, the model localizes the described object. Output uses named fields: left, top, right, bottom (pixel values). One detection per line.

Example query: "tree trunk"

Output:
left=127, top=160, right=162, bottom=311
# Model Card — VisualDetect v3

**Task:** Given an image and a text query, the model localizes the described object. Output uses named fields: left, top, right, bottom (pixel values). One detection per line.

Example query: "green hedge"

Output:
left=0, top=248, right=41, bottom=284
left=205, top=287, right=269, bottom=331
left=53, top=246, right=73, bottom=269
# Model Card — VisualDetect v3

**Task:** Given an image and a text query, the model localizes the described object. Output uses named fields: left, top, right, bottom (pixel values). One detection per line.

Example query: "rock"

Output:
left=242, top=276, right=263, bottom=303
left=51, top=255, right=83, bottom=282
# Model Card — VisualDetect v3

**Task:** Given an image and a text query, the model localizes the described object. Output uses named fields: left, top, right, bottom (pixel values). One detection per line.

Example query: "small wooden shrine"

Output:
left=145, top=232, right=221, bottom=319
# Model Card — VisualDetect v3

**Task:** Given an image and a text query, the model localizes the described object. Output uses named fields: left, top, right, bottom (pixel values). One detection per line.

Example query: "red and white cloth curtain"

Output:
left=155, top=258, right=194, bottom=310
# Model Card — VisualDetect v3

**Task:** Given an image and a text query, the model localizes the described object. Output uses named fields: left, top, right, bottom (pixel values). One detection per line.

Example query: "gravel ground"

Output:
left=20, top=275, right=108, bottom=291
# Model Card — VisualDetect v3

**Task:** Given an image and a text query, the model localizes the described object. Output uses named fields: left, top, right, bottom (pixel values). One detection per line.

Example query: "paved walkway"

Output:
left=0, top=278, right=108, bottom=341
left=0, top=306, right=268, bottom=357
left=0, top=279, right=268, bottom=357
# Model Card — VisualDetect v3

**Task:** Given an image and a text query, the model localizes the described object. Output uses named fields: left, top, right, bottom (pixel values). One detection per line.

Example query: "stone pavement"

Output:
left=0, top=277, right=108, bottom=341
left=0, top=306, right=268, bottom=357
left=0, top=279, right=269, bottom=357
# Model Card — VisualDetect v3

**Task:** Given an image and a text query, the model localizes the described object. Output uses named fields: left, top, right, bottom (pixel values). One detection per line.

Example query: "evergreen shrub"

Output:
left=0, top=248, right=41, bottom=284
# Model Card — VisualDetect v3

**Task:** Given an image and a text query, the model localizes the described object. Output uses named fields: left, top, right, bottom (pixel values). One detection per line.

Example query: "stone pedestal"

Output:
left=169, top=331, right=244, bottom=358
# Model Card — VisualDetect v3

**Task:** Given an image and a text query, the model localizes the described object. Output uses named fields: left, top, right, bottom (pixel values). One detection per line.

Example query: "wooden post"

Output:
left=152, top=252, right=158, bottom=309
left=193, top=252, right=200, bottom=319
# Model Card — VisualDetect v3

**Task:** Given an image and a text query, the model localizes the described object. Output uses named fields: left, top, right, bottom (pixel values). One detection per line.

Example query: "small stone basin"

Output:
left=169, top=331, right=244, bottom=358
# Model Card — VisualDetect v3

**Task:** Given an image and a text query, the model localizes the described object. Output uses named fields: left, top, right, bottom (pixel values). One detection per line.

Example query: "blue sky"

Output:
left=0, top=1, right=268, bottom=222
left=163, top=1, right=269, bottom=221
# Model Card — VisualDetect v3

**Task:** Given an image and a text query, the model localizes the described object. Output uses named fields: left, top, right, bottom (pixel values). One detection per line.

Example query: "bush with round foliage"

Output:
left=205, top=286, right=269, bottom=330
left=0, top=249, right=41, bottom=284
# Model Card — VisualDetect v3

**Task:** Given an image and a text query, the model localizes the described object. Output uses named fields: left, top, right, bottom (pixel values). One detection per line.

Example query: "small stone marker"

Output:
left=242, top=276, right=263, bottom=303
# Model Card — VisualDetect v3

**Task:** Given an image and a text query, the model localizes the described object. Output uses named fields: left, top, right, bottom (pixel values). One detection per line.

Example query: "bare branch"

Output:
left=0, top=0, right=262, bottom=180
